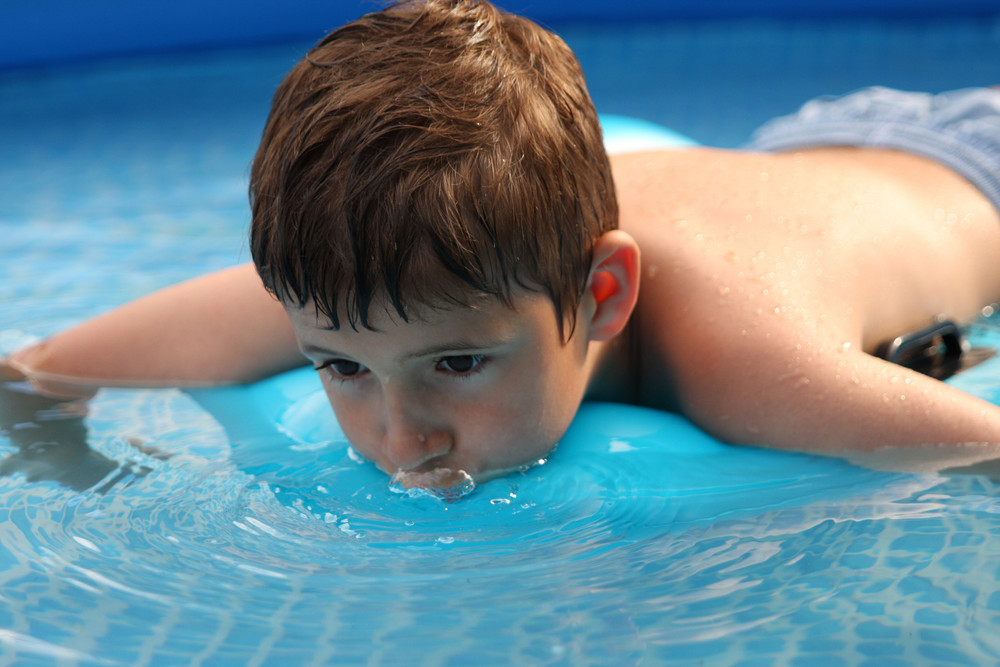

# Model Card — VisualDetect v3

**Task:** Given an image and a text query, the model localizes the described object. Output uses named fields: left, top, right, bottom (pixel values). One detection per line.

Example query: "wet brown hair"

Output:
left=249, top=0, right=617, bottom=338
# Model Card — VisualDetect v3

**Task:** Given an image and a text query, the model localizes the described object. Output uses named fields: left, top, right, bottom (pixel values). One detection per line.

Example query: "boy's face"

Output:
left=285, top=291, right=592, bottom=482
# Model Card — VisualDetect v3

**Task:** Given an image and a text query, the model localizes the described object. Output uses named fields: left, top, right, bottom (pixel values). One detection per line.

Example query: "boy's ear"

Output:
left=584, top=230, right=640, bottom=342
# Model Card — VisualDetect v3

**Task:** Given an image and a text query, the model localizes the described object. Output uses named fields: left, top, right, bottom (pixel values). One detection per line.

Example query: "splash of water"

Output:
left=388, top=468, right=476, bottom=502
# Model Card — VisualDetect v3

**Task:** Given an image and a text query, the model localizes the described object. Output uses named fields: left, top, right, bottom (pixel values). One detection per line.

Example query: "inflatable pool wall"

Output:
left=3, top=0, right=998, bottom=70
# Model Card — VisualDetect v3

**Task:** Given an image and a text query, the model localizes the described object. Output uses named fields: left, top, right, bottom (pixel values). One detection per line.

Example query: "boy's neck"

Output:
left=583, top=314, right=641, bottom=405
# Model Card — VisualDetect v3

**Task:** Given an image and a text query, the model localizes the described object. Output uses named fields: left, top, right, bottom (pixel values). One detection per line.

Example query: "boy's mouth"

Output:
left=388, top=467, right=477, bottom=502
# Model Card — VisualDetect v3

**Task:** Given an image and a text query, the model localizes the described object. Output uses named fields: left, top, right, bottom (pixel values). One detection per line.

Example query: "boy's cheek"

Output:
left=320, top=391, right=379, bottom=457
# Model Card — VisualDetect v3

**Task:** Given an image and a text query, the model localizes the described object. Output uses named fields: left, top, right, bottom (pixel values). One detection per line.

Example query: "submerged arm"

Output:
left=5, top=263, right=304, bottom=396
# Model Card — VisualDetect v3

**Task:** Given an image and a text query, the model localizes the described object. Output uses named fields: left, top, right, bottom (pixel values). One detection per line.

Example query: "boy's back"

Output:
left=612, top=145, right=1000, bottom=456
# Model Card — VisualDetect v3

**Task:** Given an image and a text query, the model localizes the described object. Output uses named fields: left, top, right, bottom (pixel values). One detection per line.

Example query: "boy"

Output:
left=6, top=0, right=1000, bottom=485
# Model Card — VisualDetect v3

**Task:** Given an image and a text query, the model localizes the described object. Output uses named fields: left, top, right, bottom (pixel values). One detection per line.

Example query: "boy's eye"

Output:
left=318, top=359, right=365, bottom=378
left=437, top=354, right=486, bottom=374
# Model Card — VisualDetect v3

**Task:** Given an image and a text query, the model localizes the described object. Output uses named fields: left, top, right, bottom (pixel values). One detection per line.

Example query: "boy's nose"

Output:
left=385, top=427, right=453, bottom=471
left=381, top=399, right=453, bottom=471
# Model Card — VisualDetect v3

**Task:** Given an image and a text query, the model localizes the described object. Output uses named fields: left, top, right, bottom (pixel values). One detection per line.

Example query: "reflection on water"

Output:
left=0, top=379, right=139, bottom=493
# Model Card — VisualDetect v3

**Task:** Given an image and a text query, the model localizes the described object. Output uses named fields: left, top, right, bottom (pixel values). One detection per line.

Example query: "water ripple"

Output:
left=0, top=370, right=997, bottom=664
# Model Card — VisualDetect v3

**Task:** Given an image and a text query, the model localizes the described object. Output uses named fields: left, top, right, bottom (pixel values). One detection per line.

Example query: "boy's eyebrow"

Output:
left=402, top=336, right=513, bottom=361
left=299, top=333, right=515, bottom=362
left=300, top=342, right=338, bottom=359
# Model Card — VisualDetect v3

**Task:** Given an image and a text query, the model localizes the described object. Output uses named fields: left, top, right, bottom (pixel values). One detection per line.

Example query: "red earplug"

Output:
left=590, top=271, right=616, bottom=303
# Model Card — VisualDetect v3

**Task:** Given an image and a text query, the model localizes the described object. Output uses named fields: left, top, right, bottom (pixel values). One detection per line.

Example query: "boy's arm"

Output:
left=672, top=325, right=1000, bottom=469
left=5, top=263, right=305, bottom=396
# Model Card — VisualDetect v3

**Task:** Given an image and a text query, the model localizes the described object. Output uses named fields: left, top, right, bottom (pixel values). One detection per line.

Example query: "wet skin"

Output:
left=615, top=146, right=1000, bottom=454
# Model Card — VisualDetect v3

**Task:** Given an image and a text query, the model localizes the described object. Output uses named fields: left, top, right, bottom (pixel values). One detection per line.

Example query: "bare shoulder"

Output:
left=614, top=146, right=1000, bottom=346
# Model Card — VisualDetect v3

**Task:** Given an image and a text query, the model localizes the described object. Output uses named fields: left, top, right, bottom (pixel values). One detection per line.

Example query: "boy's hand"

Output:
left=1, top=351, right=99, bottom=399
left=0, top=361, right=129, bottom=492
left=0, top=356, right=26, bottom=382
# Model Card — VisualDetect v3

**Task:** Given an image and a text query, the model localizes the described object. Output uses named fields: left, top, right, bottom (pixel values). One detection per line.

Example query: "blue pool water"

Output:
left=4, top=12, right=1000, bottom=666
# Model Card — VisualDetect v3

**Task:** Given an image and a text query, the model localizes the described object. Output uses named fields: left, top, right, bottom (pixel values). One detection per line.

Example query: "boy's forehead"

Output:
left=285, top=291, right=563, bottom=363
left=284, top=290, right=521, bottom=332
